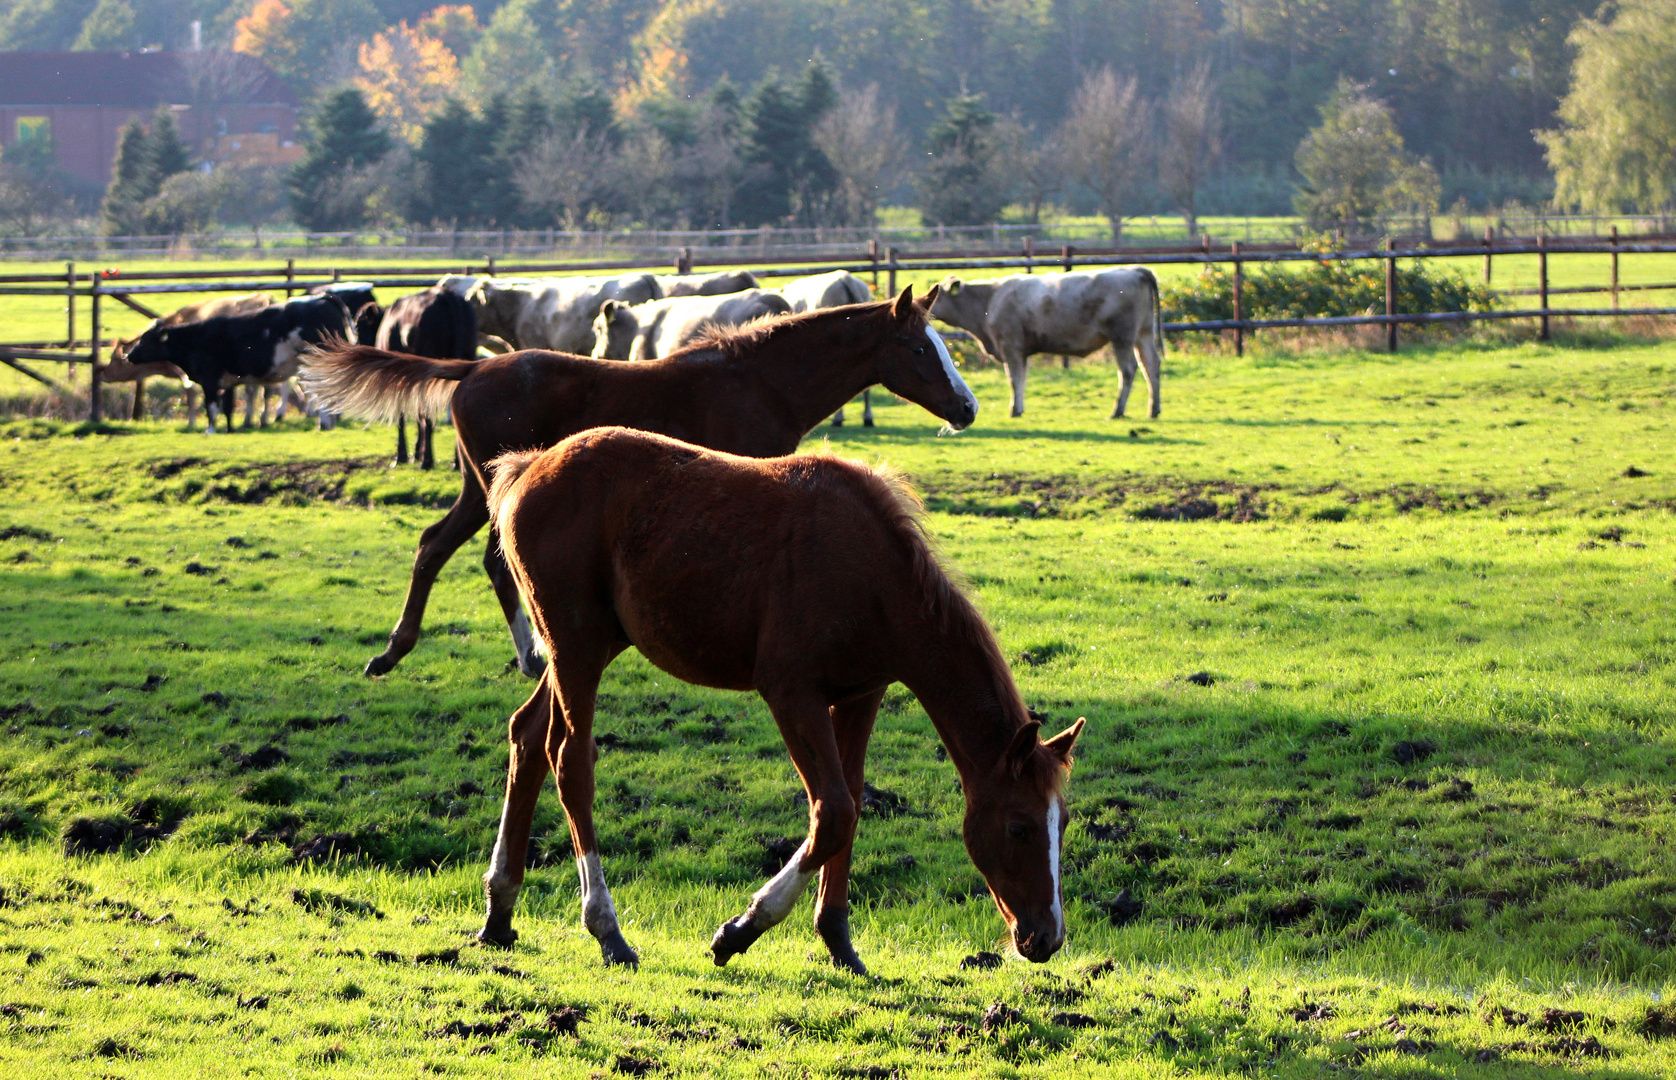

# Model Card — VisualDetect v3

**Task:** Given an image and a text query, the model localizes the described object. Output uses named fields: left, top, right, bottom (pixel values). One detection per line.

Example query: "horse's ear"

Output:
left=1043, top=717, right=1086, bottom=767
left=892, top=284, right=915, bottom=319
left=920, top=282, right=942, bottom=309
left=1002, top=720, right=1042, bottom=776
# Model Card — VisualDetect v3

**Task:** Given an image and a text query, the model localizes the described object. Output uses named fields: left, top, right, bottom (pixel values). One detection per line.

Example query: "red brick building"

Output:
left=0, top=51, right=299, bottom=189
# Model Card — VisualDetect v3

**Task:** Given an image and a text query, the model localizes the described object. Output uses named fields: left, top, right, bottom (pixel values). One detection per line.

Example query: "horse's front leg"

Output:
left=479, top=683, right=554, bottom=947
left=548, top=660, right=636, bottom=966
left=814, top=688, right=884, bottom=975
left=713, top=695, right=855, bottom=966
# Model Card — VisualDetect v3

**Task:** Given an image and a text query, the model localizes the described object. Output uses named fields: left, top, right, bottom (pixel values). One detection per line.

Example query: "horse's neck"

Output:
left=740, top=312, right=882, bottom=429
left=897, top=615, right=1029, bottom=784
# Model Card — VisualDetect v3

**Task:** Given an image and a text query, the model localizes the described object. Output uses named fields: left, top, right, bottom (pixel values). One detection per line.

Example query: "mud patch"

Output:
left=915, top=472, right=1271, bottom=522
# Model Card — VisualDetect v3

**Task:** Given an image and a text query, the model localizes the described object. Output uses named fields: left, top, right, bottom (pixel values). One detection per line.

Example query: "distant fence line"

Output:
left=1, top=213, right=1674, bottom=262
left=3, top=230, right=1675, bottom=422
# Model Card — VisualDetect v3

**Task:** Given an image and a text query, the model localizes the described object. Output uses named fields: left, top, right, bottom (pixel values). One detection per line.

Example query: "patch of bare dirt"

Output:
left=915, top=472, right=1272, bottom=522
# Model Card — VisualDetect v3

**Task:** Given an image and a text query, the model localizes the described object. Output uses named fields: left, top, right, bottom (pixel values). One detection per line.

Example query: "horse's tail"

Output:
left=298, top=340, right=472, bottom=422
left=485, top=449, right=542, bottom=533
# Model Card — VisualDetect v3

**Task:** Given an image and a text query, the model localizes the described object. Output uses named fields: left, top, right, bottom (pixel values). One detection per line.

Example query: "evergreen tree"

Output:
left=734, top=63, right=839, bottom=226
left=73, top=0, right=135, bottom=50
left=412, top=97, right=512, bottom=226
left=917, top=93, right=1007, bottom=227
left=288, top=89, right=391, bottom=231
left=147, top=108, right=192, bottom=181
left=101, top=118, right=154, bottom=235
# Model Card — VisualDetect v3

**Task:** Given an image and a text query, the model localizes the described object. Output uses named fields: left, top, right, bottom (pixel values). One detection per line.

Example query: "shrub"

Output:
left=1163, top=238, right=1495, bottom=325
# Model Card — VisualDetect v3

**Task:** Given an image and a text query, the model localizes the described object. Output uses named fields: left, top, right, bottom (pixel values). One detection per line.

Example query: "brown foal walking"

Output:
left=481, top=428, right=1084, bottom=974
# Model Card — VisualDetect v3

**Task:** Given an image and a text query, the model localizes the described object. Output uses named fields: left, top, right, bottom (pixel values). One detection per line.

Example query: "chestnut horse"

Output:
left=481, top=428, right=1084, bottom=973
left=300, top=286, right=977, bottom=679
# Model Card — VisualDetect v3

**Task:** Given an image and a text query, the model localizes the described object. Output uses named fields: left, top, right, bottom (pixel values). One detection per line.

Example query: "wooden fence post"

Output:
left=285, top=258, right=294, bottom=298
left=887, top=247, right=898, bottom=297
left=1232, top=240, right=1244, bottom=357
left=65, top=260, right=75, bottom=348
left=869, top=239, right=879, bottom=290
left=1024, top=235, right=1033, bottom=274
left=1385, top=238, right=1398, bottom=353
left=1061, top=245, right=1074, bottom=273
left=1538, top=234, right=1550, bottom=341
left=1482, top=225, right=1492, bottom=286
left=1610, top=225, right=1620, bottom=311
left=88, top=271, right=102, bottom=422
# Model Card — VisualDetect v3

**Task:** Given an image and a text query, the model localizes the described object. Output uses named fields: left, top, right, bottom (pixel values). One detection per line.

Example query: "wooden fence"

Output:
left=4, top=230, right=1676, bottom=422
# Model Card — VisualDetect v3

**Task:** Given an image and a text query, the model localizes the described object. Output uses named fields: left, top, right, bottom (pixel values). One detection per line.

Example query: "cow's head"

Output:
left=121, top=324, right=173, bottom=372
left=590, top=300, right=637, bottom=360
left=465, top=280, right=524, bottom=343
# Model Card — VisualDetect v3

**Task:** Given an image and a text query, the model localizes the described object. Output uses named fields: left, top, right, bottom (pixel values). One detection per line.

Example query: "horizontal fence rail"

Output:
left=5, top=229, right=1676, bottom=421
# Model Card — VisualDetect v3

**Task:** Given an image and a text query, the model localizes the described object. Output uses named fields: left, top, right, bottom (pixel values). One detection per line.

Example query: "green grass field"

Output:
left=2, top=333, right=1676, bottom=1076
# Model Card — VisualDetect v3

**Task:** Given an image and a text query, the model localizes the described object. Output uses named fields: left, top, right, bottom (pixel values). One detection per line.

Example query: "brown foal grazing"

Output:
left=482, top=428, right=1084, bottom=973
left=301, top=286, right=977, bottom=679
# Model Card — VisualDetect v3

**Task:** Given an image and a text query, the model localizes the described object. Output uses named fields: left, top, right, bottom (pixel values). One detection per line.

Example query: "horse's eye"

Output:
left=1006, top=822, right=1029, bottom=841
left=911, top=344, right=926, bottom=355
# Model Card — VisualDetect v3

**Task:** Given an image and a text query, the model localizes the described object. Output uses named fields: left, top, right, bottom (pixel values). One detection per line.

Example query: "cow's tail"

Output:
left=1139, top=266, right=1165, bottom=361
left=298, top=339, right=473, bottom=422
left=485, top=449, right=542, bottom=534
left=846, top=274, right=874, bottom=303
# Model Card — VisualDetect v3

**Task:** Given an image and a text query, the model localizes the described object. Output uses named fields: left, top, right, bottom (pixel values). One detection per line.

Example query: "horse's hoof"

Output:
left=599, top=930, right=639, bottom=968
left=832, top=952, right=868, bottom=976
left=862, top=418, right=874, bottom=428
left=831, top=419, right=843, bottom=428
left=364, top=652, right=397, bottom=677
left=476, top=925, right=517, bottom=949
left=710, top=917, right=763, bottom=966
left=516, top=653, right=547, bottom=679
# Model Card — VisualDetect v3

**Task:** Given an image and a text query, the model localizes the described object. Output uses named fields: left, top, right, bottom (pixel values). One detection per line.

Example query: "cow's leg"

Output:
left=420, top=416, right=435, bottom=470
left=394, top=414, right=409, bottom=466
left=221, top=387, right=238, bottom=432
left=861, top=389, right=874, bottom=427
left=1136, top=330, right=1163, bottom=419
left=364, top=474, right=491, bottom=676
left=486, top=531, right=545, bottom=677
left=184, top=383, right=197, bottom=429
left=1110, top=348, right=1139, bottom=419
left=813, top=688, right=884, bottom=975
left=548, top=653, right=638, bottom=966
left=713, top=690, right=855, bottom=966
left=241, top=384, right=257, bottom=430
left=831, top=405, right=844, bottom=427
left=480, top=683, right=553, bottom=948
left=1002, top=348, right=1029, bottom=417
left=273, top=382, right=291, bottom=422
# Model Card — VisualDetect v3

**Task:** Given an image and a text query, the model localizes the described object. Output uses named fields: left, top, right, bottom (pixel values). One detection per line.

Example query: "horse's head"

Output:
left=874, top=285, right=978, bottom=431
left=962, top=717, right=1085, bottom=962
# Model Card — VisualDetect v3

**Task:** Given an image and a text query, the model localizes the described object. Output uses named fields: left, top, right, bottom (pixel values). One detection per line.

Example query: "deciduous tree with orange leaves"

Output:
left=356, top=21, right=461, bottom=145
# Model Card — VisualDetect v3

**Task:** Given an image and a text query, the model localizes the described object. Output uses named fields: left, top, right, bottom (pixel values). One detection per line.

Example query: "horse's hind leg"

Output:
left=479, top=684, right=554, bottom=948
left=814, top=688, right=884, bottom=975
left=364, top=473, right=491, bottom=676
left=394, top=414, right=409, bottom=465
left=547, top=652, right=637, bottom=966
left=420, top=416, right=435, bottom=470
left=486, top=530, right=545, bottom=677
left=862, top=389, right=874, bottom=427
left=713, top=692, right=856, bottom=966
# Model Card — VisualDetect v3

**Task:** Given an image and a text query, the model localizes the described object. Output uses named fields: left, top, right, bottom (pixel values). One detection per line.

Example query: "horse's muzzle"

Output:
left=944, top=397, right=978, bottom=431
left=1015, top=926, right=1064, bottom=963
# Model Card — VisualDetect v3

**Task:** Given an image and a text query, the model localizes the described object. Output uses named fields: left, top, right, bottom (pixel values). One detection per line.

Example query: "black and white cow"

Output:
left=122, top=295, right=355, bottom=433
left=375, top=287, right=476, bottom=469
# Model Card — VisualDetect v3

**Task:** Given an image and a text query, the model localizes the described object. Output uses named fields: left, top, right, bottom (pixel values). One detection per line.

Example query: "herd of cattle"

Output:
left=99, top=263, right=1167, bottom=446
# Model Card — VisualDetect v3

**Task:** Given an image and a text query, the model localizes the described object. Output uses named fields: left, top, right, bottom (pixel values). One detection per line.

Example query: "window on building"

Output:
left=15, top=116, right=50, bottom=143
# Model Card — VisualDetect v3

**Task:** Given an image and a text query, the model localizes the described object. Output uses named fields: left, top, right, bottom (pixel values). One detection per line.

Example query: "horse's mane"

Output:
left=681, top=299, right=890, bottom=359
left=837, top=454, right=1069, bottom=797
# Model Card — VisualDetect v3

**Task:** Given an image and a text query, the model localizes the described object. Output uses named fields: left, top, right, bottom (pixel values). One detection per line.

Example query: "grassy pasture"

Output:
left=1, top=334, right=1675, bottom=1075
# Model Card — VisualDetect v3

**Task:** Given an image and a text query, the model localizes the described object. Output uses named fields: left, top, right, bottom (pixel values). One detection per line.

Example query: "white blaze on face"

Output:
left=925, top=324, right=978, bottom=420
left=1046, top=800, right=1064, bottom=938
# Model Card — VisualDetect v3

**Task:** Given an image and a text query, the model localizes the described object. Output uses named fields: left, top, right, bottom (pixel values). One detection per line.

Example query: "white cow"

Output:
left=655, top=269, right=760, bottom=297
left=774, top=271, right=875, bottom=426
left=590, top=289, right=793, bottom=361
left=438, top=273, right=663, bottom=355
left=930, top=268, right=1163, bottom=419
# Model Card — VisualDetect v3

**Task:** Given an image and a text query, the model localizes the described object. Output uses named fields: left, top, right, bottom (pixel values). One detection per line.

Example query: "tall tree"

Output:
left=734, top=64, right=839, bottom=227
left=1160, top=60, right=1222, bottom=238
left=1539, top=0, right=1676, bottom=214
left=289, top=88, right=392, bottom=230
left=101, top=119, right=154, bottom=235
left=147, top=109, right=192, bottom=181
left=1293, top=78, right=1440, bottom=233
left=0, top=132, right=70, bottom=234
left=917, top=92, right=1008, bottom=227
left=1060, top=68, right=1152, bottom=243
left=356, top=19, right=462, bottom=145
left=72, top=0, right=134, bottom=49
left=814, top=83, right=905, bottom=228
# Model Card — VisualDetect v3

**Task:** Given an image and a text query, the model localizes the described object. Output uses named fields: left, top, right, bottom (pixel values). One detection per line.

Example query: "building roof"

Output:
left=0, top=51, right=296, bottom=109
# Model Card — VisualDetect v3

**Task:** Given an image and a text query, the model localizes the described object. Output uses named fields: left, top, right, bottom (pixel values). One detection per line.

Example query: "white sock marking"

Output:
left=509, top=606, right=539, bottom=666
left=577, top=851, right=620, bottom=938
left=1046, top=801, right=1064, bottom=939
left=926, top=324, right=978, bottom=420
left=749, top=841, right=816, bottom=927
